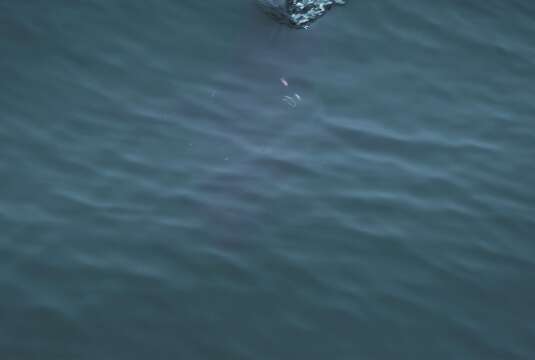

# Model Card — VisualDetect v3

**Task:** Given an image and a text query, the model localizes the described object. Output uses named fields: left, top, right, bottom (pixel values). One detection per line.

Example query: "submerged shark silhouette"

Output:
left=258, top=0, right=346, bottom=28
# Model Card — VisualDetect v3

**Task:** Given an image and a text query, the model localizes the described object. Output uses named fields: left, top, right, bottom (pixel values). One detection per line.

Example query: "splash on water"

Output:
left=258, top=0, right=346, bottom=28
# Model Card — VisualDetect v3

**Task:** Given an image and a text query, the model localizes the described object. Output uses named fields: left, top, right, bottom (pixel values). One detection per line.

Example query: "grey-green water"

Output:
left=1, top=1, right=535, bottom=358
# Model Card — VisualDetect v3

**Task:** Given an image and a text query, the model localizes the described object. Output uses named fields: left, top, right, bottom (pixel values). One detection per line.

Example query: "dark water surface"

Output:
left=2, top=1, right=535, bottom=358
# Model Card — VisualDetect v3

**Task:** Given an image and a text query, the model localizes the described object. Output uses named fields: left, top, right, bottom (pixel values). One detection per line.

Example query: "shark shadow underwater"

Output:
left=184, top=1, right=348, bottom=248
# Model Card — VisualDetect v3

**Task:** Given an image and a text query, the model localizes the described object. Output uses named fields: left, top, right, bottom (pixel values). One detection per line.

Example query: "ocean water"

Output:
left=1, top=1, right=535, bottom=358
